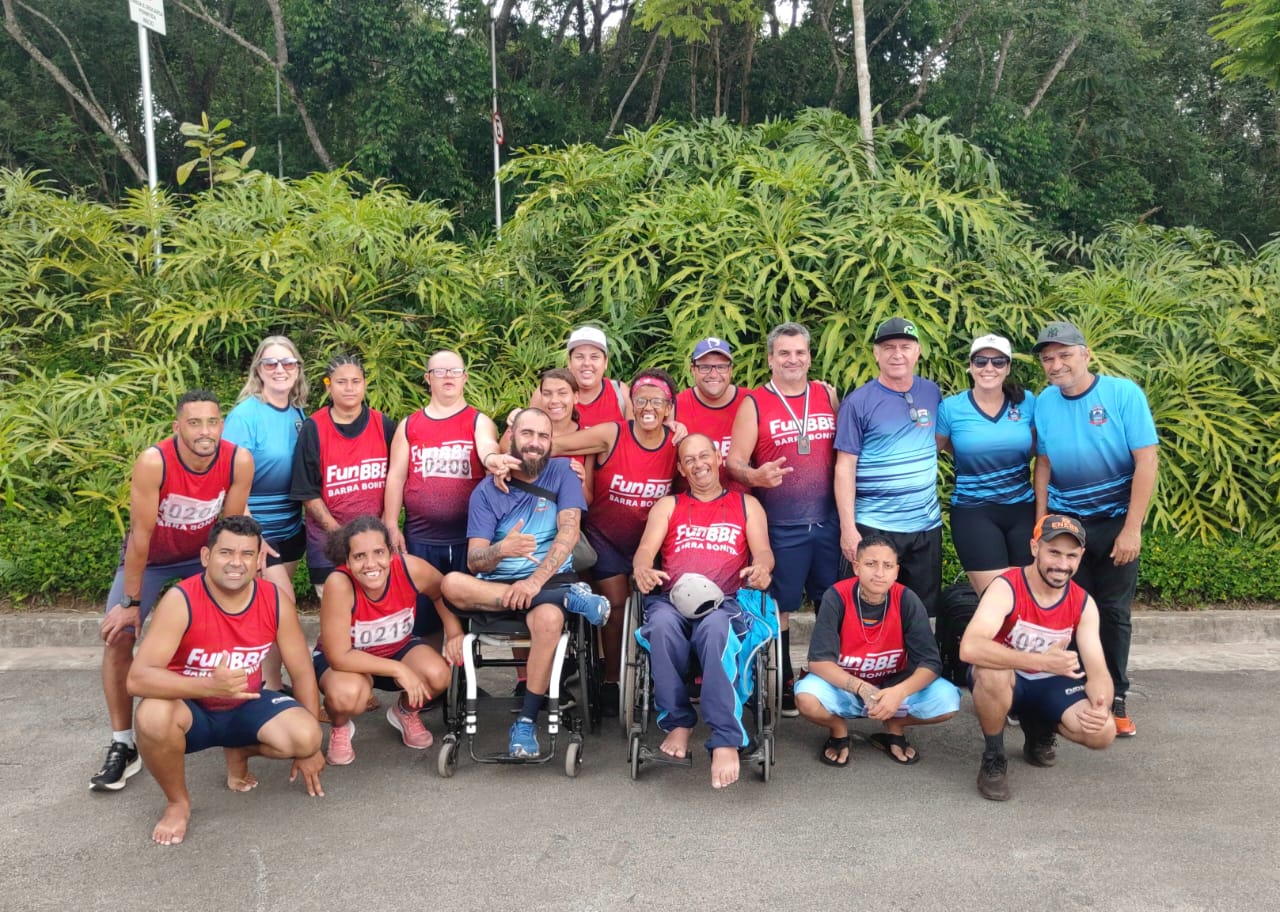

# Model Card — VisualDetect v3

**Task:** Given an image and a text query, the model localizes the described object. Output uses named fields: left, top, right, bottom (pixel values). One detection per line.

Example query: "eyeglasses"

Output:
left=632, top=397, right=670, bottom=409
left=427, top=367, right=466, bottom=378
left=260, top=357, right=300, bottom=371
left=903, top=391, right=920, bottom=424
left=692, top=363, right=731, bottom=374
left=971, top=355, right=1011, bottom=368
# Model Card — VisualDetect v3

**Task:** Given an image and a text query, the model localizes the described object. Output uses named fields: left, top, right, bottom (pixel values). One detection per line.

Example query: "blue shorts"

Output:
left=313, top=638, right=425, bottom=693
left=105, top=555, right=204, bottom=631
left=405, top=538, right=461, bottom=637
left=183, top=690, right=300, bottom=754
left=768, top=521, right=840, bottom=614
left=966, top=668, right=1089, bottom=726
left=583, top=527, right=632, bottom=580
left=795, top=674, right=960, bottom=720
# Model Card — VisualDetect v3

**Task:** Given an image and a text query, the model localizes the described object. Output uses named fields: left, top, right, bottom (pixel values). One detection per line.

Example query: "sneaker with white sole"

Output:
left=386, top=701, right=433, bottom=750
left=327, top=720, right=356, bottom=765
left=508, top=717, right=540, bottom=758
left=564, top=582, right=610, bottom=626
left=89, top=741, right=141, bottom=792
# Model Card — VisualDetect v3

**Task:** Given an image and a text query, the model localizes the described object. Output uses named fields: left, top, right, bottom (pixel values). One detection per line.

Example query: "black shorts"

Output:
left=966, top=668, right=1088, bottom=726
left=949, top=502, right=1035, bottom=572
left=267, top=525, right=307, bottom=568
left=184, top=690, right=300, bottom=753
left=313, top=639, right=426, bottom=693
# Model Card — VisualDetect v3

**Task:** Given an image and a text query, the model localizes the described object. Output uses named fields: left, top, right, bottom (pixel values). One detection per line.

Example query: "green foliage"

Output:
left=1138, top=531, right=1280, bottom=604
left=1211, top=0, right=1280, bottom=90
left=176, top=114, right=257, bottom=188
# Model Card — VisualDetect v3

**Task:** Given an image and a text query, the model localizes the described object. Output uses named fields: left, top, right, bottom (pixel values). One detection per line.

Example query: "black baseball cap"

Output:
left=874, top=317, right=919, bottom=344
left=1033, top=514, right=1086, bottom=547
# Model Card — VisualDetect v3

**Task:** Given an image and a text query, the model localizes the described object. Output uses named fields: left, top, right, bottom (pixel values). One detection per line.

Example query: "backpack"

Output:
left=936, top=579, right=979, bottom=686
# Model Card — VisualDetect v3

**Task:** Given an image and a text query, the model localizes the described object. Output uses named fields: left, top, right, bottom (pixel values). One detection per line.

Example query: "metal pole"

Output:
left=490, top=16, right=502, bottom=239
left=138, top=24, right=161, bottom=260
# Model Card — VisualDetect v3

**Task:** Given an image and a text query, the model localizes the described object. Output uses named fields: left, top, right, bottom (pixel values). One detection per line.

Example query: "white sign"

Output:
left=128, top=0, right=166, bottom=35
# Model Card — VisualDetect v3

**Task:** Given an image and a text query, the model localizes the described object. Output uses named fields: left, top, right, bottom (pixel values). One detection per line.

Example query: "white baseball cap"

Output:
left=669, top=573, right=725, bottom=620
left=567, top=326, right=608, bottom=354
left=969, top=334, right=1013, bottom=359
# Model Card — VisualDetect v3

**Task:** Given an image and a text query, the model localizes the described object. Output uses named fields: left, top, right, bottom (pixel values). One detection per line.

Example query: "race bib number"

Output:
left=1004, top=619, right=1070, bottom=655
left=352, top=606, right=413, bottom=650
left=156, top=492, right=226, bottom=530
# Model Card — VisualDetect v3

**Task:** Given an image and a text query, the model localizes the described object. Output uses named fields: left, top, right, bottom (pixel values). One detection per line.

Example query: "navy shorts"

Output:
left=968, top=668, right=1088, bottom=726
left=950, top=502, right=1035, bottom=572
left=267, top=525, right=307, bottom=568
left=313, top=638, right=425, bottom=693
left=768, top=520, right=840, bottom=614
left=105, top=555, right=203, bottom=630
left=583, top=527, right=633, bottom=580
left=183, top=690, right=300, bottom=754
left=405, top=538, right=464, bottom=637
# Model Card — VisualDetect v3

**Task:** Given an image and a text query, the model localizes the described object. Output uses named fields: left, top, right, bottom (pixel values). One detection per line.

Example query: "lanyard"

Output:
left=768, top=381, right=811, bottom=454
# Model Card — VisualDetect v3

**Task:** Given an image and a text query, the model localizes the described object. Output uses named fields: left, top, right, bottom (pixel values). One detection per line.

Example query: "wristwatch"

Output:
left=119, top=595, right=140, bottom=609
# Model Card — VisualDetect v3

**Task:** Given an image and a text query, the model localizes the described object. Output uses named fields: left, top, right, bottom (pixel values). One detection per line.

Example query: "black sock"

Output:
left=984, top=732, right=1005, bottom=755
left=521, top=690, right=547, bottom=722
left=781, top=628, right=794, bottom=683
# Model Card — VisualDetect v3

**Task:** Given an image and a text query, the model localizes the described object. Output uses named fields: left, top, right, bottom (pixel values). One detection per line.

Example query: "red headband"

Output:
left=632, top=375, right=672, bottom=399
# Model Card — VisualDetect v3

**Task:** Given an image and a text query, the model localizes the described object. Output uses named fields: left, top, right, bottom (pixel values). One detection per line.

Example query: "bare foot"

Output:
left=224, top=748, right=258, bottom=792
left=710, top=746, right=739, bottom=789
left=152, top=801, right=190, bottom=846
left=659, top=727, right=692, bottom=759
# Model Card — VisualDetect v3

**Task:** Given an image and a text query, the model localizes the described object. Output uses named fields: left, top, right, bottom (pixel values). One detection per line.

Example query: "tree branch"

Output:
left=895, top=6, right=975, bottom=119
left=1022, top=30, right=1083, bottom=118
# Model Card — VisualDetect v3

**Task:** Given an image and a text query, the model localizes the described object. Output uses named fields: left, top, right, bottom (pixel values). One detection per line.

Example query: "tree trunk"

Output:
left=646, top=36, right=674, bottom=125
left=592, top=1, right=633, bottom=116
left=712, top=29, right=722, bottom=118
left=990, top=28, right=1014, bottom=99
left=895, top=7, right=975, bottom=119
left=740, top=27, right=756, bottom=123
left=817, top=0, right=847, bottom=106
left=850, top=0, right=875, bottom=170
left=1022, top=31, right=1084, bottom=118
left=608, top=27, right=660, bottom=137
left=494, top=0, right=518, bottom=48
left=690, top=44, right=698, bottom=119
left=869, top=0, right=913, bottom=53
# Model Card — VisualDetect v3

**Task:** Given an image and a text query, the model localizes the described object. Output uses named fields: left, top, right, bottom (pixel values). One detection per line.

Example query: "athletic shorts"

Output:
left=950, top=502, right=1035, bottom=572
left=183, top=689, right=299, bottom=754
left=266, top=525, right=307, bottom=568
left=105, top=556, right=204, bottom=632
left=768, top=520, right=840, bottom=614
left=795, top=674, right=960, bottom=721
left=966, top=668, right=1088, bottom=726
left=312, top=638, right=426, bottom=693
left=404, top=539, right=465, bottom=637
left=583, top=527, right=633, bottom=580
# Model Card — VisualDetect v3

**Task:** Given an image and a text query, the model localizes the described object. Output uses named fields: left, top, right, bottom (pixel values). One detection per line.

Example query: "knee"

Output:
left=134, top=699, right=180, bottom=740
left=289, top=716, right=323, bottom=757
left=323, top=674, right=369, bottom=715
left=426, top=663, right=451, bottom=695
left=528, top=602, right=564, bottom=640
left=1083, top=724, right=1117, bottom=750
left=795, top=692, right=825, bottom=721
left=440, top=573, right=467, bottom=603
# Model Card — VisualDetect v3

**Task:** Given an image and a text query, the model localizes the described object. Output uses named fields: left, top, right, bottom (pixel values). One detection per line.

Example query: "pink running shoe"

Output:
left=327, top=720, right=355, bottom=766
left=387, top=700, right=434, bottom=750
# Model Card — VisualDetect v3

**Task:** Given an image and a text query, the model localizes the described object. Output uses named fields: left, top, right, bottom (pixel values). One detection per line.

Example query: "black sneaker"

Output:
left=509, top=679, right=528, bottom=714
left=1022, top=717, right=1057, bottom=768
left=90, top=741, right=141, bottom=792
left=977, top=751, right=1010, bottom=801
left=781, top=678, right=799, bottom=718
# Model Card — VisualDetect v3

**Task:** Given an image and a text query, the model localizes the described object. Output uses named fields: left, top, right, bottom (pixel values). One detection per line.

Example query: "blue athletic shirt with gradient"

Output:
left=223, top=396, right=305, bottom=541
left=466, top=457, right=588, bottom=581
left=835, top=377, right=942, bottom=532
left=1033, top=375, right=1157, bottom=519
left=937, top=390, right=1036, bottom=507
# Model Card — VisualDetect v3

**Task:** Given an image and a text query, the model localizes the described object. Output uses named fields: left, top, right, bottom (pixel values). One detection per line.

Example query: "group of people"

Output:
left=89, top=314, right=1158, bottom=841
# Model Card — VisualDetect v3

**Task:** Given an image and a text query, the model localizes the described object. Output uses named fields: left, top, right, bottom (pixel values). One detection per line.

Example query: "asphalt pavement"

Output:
left=2, top=629, right=1278, bottom=911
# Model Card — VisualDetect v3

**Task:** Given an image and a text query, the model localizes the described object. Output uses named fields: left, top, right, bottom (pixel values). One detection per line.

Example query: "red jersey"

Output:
left=832, top=578, right=909, bottom=683
left=576, top=379, right=626, bottom=429
left=167, top=575, right=279, bottom=712
left=660, top=491, right=749, bottom=595
left=585, top=422, right=676, bottom=556
left=145, top=437, right=239, bottom=566
left=402, top=405, right=485, bottom=543
left=994, top=567, right=1087, bottom=680
left=747, top=381, right=837, bottom=525
left=674, top=386, right=745, bottom=494
left=334, top=554, right=419, bottom=658
left=306, top=406, right=389, bottom=556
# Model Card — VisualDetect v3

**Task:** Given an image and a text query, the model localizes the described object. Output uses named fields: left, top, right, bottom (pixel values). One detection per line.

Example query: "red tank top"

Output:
left=994, top=568, right=1087, bottom=680
left=576, top=379, right=626, bottom=429
left=167, top=576, right=280, bottom=711
left=146, top=437, right=239, bottom=565
left=674, top=387, right=745, bottom=494
left=335, top=554, right=419, bottom=658
left=402, top=405, right=485, bottom=543
left=585, top=421, right=676, bottom=555
left=311, top=406, right=389, bottom=520
left=748, top=381, right=837, bottom=525
left=832, top=578, right=908, bottom=683
left=660, top=491, right=749, bottom=595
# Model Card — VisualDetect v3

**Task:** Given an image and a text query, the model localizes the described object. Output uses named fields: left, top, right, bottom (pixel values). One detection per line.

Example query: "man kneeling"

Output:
left=632, top=434, right=775, bottom=789
left=795, top=535, right=960, bottom=767
left=127, top=516, right=325, bottom=845
left=960, top=514, right=1116, bottom=801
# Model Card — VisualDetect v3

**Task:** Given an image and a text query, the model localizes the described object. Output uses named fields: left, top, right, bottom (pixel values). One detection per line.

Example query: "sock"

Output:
left=781, top=627, right=794, bottom=684
left=521, top=690, right=547, bottom=721
left=112, top=729, right=135, bottom=749
left=984, top=732, right=1005, bottom=756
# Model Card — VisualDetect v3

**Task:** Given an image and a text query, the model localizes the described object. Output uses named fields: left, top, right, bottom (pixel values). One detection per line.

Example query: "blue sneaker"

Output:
left=508, top=717, right=540, bottom=758
left=565, top=582, right=610, bottom=626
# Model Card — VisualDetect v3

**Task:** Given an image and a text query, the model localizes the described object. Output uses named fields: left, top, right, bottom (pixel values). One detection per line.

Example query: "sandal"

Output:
left=868, top=732, right=920, bottom=765
left=819, top=734, right=851, bottom=767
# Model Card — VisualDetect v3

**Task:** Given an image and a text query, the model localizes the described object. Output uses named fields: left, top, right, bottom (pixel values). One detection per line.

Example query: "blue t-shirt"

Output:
left=937, top=390, right=1036, bottom=507
left=466, top=458, right=588, bottom=581
left=223, top=397, right=306, bottom=541
left=835, top=377, right=942, bottom=533
left=1034, top=375, right=1158, bottom=518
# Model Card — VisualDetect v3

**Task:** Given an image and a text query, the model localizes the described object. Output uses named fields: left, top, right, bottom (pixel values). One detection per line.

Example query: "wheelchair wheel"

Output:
left=621, top=590, right=643, bottom=741
left=564, top=737, right=583, bottom=778
left=760, top=732, right=774, bottom=783
left=437, top=735, right=459, bottom=779
left=628, top=731, right=642, bottom=781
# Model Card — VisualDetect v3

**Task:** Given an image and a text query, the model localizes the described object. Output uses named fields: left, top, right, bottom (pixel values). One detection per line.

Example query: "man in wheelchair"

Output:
left=440, top=408, right=609, bottom=759
left=632, top=434, right=774, bottom=789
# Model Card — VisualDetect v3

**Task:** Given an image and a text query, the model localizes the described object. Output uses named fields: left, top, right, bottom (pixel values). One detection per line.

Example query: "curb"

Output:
left=3, top=609, right=1278, bottom=649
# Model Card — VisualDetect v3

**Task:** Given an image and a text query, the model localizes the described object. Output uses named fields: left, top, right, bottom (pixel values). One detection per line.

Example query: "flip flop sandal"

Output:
left=869, top=732, right=920, bottom=765
left=819, top=734, right=851, bottom=767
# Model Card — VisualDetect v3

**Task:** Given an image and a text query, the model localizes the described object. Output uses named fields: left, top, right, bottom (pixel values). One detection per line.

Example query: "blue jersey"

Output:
left=1034, top=375, right=1157, bottom=518
left=937, top=390, right=1036, bottom=507
left=223, top=397, right=306, bottom=540
left=466, top=458, right=588, bottom=581
left=835, top=377, right=942, bottom=533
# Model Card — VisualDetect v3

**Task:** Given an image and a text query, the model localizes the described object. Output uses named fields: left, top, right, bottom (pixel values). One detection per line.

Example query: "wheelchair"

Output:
left=619, top=587, right=781, bottom=782
left=436, top=605, right=601, bottom=778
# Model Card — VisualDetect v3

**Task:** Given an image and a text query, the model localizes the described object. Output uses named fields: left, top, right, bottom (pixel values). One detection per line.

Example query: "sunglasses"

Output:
left=903, top=391, right=920, bottom=424
left=427, top=367, right=466, bottom=378
left=260, top=357, right=300, bottom=371
left=632, top=397, right=670, bottom=409
left=971, top=355, right=1011, bottom=368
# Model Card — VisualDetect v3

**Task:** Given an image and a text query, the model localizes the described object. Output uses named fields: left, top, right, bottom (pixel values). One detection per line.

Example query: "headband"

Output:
left=632, top=375, right=673, bottom=399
